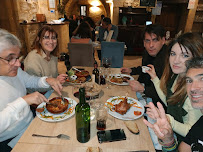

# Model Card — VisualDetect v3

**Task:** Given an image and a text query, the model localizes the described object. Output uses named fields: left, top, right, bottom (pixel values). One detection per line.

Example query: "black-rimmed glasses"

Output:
left=43, top=36, right=57, bottom=41
left=0, top=56, right=20, bottom=65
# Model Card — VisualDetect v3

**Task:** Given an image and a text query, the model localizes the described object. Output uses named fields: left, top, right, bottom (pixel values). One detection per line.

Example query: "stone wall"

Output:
left=64, top=0, right=108, bottom=23
left=16, top=0, right=126, bottom=25
left=17, top=0, right=60, bottom=23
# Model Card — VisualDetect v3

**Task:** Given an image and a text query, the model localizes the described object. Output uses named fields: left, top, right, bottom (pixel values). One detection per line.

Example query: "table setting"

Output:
left=12, top=67, right=155, bottom=152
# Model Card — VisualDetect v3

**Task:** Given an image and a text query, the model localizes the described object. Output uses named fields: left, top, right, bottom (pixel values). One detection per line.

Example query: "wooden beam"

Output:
left=184, top=0, right=199, bottom=32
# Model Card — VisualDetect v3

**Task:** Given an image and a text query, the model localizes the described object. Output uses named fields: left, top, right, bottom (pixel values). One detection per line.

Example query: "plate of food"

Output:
left=66, top=70, right=91, bottom=84
left=105, top=96, right=144, bottom=120
left=109, top=74, right=134, bottom=85
left=36, top=97, right=77, bottom=122
left=73, top=82, right=102, bottom=100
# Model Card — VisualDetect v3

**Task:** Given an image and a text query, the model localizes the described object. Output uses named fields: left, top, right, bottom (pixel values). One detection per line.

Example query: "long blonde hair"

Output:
left=160, top=32, right=203, bottom=105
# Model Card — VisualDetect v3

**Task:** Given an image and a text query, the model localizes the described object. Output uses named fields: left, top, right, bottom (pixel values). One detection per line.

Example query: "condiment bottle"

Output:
left=92, top=61, right=99, bottom=84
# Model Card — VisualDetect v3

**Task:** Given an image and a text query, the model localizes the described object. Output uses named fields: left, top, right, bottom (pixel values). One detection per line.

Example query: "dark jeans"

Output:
left=0, top=137, right=14, bottom=152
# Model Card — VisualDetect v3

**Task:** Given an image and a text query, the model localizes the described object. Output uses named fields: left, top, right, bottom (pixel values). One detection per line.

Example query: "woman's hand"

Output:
left=143, top=102, right=174, bottom=144
left=57, top=74, right=68, bottom=84
left=46, top=77, right=63, bottom=96
left=23, top=92, right=48, bottom=105
left=145, top=64, right=157, bottom=80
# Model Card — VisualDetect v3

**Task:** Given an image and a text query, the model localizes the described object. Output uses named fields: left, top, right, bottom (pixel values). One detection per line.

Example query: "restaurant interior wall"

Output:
left=192, top=0, right=203, bottom=33
left=64, top=0, right=109, bottom=23
left=155, top=2, right=189, bottom=38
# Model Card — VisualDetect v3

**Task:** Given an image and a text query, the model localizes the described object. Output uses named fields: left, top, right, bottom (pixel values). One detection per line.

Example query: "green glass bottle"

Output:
left=75, top=87, right=90, bottom=143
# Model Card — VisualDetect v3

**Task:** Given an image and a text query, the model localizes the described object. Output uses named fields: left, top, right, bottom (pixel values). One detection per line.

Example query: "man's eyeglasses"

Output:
left=0, top=56, right=20, bottom=65
left=43, top=36, right=57, bottom=41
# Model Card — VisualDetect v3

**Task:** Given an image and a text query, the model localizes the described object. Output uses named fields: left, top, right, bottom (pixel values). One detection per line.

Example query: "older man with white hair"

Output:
left=0, top=29, right=63, bottom=152
left=143, top=57, right=203, bottom=152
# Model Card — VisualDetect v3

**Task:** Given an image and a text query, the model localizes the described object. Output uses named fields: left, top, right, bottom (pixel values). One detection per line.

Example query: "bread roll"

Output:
left=124, top=121, right=139, bottom=134
left=86, top=147, right=102, bottom=152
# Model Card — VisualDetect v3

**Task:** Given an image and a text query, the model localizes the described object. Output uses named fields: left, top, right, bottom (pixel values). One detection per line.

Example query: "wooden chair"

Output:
left=101, top=41, right=125, bottom=68
left=68, top=43, right=94, bottom=67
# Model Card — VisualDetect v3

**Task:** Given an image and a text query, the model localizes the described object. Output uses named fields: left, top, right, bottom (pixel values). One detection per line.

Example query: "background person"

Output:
left=96, top=14, right=105, bottom=26
left=98, top=17, right=118, bottom=42
left=121, top=24, right=167, bottom=109
left=71, top=22, right=93, bottom=43
left=68, top=15, right=78, bottom=38
left=143, top=57, right=203, bottom=151
left=24, top=25, right=67, bottom=95
left=146, top=32, right=203, bottom=143
left=0, top=29, right=62, bottom=152
left=98, top=17, right=118, bottom=60
left=83, top=16, right=96, bottom=41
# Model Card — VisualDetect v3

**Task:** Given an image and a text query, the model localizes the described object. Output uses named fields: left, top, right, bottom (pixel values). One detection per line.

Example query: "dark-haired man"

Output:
left=97, top=17, right=118, bottom=59
left=98, top=17, right=118, bottom=42
left=143, top=57, right=203, bottom=152
left=121, top=24, right=167, bottom=109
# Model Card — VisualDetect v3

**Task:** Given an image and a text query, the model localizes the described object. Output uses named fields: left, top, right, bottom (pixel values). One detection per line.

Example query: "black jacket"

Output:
left=131, top=44, right=167, bottom=109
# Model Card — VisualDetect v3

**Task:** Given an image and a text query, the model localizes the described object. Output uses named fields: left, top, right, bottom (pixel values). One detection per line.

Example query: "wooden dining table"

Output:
left=12, top=67, right=155, bottom=152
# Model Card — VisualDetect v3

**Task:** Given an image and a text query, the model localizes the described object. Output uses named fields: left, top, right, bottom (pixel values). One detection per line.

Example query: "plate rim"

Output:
left=36, top=97, right=77, bottom=122
left=105, top=96, right=144, bottom=120
left=109, top=74, right=134, bottom=86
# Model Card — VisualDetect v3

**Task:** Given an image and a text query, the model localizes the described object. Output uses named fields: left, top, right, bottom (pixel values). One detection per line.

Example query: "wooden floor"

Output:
left=58, top=55, right=142, bottom=74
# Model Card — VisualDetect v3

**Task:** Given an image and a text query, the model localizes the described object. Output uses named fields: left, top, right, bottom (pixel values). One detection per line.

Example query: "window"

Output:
left=47, top=0, right=57, bottom=10
left=80, top=5, right=87, bottom=16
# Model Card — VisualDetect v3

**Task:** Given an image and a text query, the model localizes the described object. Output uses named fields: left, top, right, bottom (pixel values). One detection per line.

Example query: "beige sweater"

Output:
left=24, top=49, right=58, bottom=93
left=151, top=76, right=202, bottom=137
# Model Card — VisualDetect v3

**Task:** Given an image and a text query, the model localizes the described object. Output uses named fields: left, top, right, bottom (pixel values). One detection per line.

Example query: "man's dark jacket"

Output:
left=131, top=44, right=167, bottom=109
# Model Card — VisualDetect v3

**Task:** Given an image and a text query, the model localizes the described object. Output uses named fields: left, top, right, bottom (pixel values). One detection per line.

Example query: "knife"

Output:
left=127, top=151, right=149, bottom=152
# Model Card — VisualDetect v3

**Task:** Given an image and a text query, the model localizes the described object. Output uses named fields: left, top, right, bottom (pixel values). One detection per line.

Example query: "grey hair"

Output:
left=186, top=56, right=203, bottom=72
left=0, top=28, right=21, bottom=53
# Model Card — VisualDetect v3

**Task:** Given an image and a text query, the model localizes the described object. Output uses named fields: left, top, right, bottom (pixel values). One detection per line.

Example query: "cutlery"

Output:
left=32, top=134, right=70, bottom=140
left=61, top=95, right=65, bottom=105
left=72, top=67, right=81, bottom=72
left=127, top=150, right=149, bottom=152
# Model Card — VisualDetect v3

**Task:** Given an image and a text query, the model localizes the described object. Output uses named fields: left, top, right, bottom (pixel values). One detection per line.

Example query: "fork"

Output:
left=61, top=95, right=65, bottom=105
left=32, top=134, right=70, bottom=140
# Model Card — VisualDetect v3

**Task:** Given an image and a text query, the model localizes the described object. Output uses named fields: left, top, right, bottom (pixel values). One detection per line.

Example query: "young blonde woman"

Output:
left=146, top=32, right=203, bottom=143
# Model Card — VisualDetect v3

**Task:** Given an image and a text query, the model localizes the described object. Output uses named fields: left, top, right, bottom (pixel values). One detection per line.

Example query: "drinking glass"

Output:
left=102, top=57, right=112, bottom=89
left=102, top=57, right=112, bottom=69
left=89, top=93, right=103, bottom=120
left=96, top=105, right=108, bottom=130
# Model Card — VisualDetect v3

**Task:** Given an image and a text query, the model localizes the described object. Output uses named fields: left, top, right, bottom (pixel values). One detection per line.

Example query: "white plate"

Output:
left=105, top=96, right=144, bottom=120
left=109, top=74, right=134, bottom=86
left=66, top=75, right=91, bottom=85
left=36, top=97, right=77, bottom=122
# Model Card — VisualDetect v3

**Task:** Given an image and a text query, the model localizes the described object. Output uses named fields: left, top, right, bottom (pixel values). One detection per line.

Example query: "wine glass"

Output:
left=102, top=57, right=112, bottom=69
left=102, top=57, right=112, bottom=89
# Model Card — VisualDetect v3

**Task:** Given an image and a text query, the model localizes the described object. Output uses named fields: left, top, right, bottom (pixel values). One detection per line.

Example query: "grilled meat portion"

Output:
left=115, top=97, right=130, bottom=115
